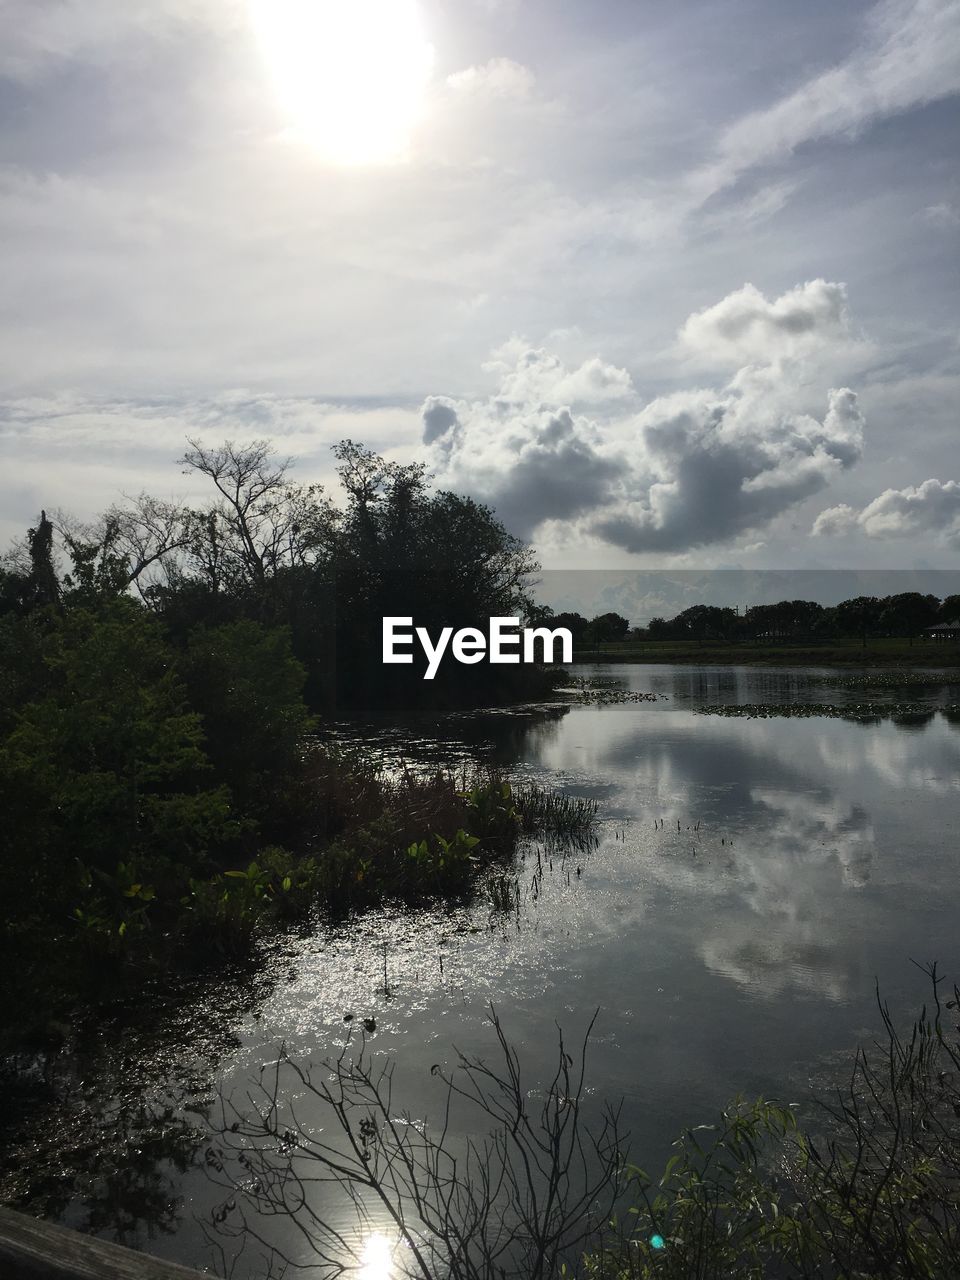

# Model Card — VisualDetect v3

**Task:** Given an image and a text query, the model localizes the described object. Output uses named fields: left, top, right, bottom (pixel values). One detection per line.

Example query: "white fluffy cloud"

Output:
left=422, top=281, right=865, bottom=551
left=814, top=479, right=960, bottom=544
left=481, top=339, right=634, bottom=405
left=421, top=395, right=621, bottom=537
left=679, top=280, right=849, bottom=366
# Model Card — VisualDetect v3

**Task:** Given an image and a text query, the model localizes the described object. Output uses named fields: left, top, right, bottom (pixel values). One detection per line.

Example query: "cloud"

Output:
left=811, top=503, right=859, bottom=536
left=0, top=389, right=422, bottom=471
left=593, top=382, right=864, bottom=553
left=482, top=339, right=634, bottom=405
left=814, top=478, right=960, bottom=543
left=420, top=394, right=620, bottom=537
left=692, top=0, right=960, bottom=198
left=421, top=396, right=461, bottom=444
left=446, top=57, right=535, bottom=99
left=679, top=280, right=849, bottom=367
left=0, top=0, right=235, bottom=82
left=922, top=202, right=960, bottom=229
left=423, top=281, right=865, bottom=552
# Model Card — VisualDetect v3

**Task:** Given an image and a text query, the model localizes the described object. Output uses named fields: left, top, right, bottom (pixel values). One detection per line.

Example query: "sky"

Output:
left=1, top=0, right=958, bottom=591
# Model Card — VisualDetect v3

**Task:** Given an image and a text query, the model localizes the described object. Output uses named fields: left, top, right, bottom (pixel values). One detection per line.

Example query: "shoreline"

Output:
left=571, top=641, right=960, bottom=669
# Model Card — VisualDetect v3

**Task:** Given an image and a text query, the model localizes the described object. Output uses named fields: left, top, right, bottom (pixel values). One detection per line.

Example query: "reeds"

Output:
left=513, top=782, right=599, bottom=836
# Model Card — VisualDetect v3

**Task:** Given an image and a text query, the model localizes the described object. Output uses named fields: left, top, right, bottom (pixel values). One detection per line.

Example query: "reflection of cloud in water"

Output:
left=864, top=731, right=960, bottom=795
left=638, top=786, right=875, bottom=1002
left=750, top=789, right=874, bottom=889
left=810, top=717, right=960, bottom=795
left=700, top=931, right=858, bottom=1004
left=304, top=690, right=956, bottom=1031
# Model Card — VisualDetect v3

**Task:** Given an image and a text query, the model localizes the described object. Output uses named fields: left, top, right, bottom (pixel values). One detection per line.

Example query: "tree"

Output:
left=178, top=621, right=314, bottom=828
left=55, top=496, right=196, bottom=601
left=585, top=611, right=630, bottom=643
left=327, top=441, right=538, bottom=699
left=835, top=595, right=883, bottom=642
left=27, top=510, right=61, bottom=609
left=0, top=602, right=233, bottom=908
left=180, top=438, right=337, bottom=607
left=552, top=611, right=590, bottom=643
left=879, top=592, right=940, bottom=637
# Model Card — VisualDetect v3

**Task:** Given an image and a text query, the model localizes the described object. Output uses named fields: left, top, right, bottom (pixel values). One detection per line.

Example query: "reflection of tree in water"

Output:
left=883, top=710, right=936, bottom=730
left=479, top=703, right=571, bottom=764
left=0, top=974, right=263, bottom=1249
left=332, top=702, right=571, bottom=772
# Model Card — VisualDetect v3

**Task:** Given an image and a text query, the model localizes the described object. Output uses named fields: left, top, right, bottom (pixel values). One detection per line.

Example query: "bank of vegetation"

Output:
left=0, top=439, right=587, bottom=1050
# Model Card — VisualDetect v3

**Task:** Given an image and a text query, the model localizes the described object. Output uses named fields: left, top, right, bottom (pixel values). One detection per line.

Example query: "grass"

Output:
left=146, top=762, right=602, bottom=953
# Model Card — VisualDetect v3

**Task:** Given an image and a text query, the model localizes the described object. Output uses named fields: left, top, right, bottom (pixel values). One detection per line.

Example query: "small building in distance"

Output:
left=924, top=620, right=960, bottom=642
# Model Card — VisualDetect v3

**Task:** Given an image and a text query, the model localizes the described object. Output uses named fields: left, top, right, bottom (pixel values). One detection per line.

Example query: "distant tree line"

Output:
left=633, top=595, right=960, bottom=644
left=542, top=611, right=632, bottom=645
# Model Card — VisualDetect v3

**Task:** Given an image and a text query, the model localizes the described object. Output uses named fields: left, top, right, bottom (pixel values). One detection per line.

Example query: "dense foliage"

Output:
left=0, top=439, right=569, bottom=1048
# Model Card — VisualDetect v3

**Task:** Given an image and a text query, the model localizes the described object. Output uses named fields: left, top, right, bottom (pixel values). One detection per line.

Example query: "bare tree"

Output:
left=56, top=496, right=195, bottom=597
left=109, top=494, right=196, bottom=589
left=181, top=439, right=336, bottom=595
left=204, top=1007, right=627, bottom=1279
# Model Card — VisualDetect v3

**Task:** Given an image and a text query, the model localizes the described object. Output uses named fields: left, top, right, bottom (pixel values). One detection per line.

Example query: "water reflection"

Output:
left=359, top=1232, right=394, bottom=1278
left=0, top=974, right=265, bottom=1250
left=10, top=665, right=960, bottom=1277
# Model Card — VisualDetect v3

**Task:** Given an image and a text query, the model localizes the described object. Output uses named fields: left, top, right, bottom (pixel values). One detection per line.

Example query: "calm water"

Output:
left=10, top=665, right=960, bottom=1275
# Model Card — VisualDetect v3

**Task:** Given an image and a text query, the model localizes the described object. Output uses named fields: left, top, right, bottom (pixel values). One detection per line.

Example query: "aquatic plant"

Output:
left=696, top=701, right=960, bottom=721
left=808, top=670, right=960, bottom=692
left=513, top=783, right=600, bottom=837
left=561, top=676, right=662, bottom=706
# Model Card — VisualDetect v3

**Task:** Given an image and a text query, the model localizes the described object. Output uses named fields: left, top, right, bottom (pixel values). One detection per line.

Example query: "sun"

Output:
left=248, top=0, right=434, bottom=165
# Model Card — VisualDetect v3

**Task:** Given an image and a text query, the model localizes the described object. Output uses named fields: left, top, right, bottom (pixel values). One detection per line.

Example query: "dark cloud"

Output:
left=421, top=395, right=461, bottom=444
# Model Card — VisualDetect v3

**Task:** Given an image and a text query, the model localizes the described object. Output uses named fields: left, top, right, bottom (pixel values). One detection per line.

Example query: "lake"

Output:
left=9, top=664, right=960, bottom=1276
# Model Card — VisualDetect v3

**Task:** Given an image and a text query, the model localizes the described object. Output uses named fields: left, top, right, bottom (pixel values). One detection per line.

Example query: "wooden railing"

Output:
left=0, top=1206, right=208, bottom=1279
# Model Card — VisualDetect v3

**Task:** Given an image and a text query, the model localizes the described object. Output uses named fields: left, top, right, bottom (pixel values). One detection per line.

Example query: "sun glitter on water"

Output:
left=358, top=1231, right=394, bottom=1278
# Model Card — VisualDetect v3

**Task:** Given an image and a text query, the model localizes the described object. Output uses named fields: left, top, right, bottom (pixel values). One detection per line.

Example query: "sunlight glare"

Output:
left=358, top=1231, right=394, bottom=1279
left=248, top=0, right=434, bottom=164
